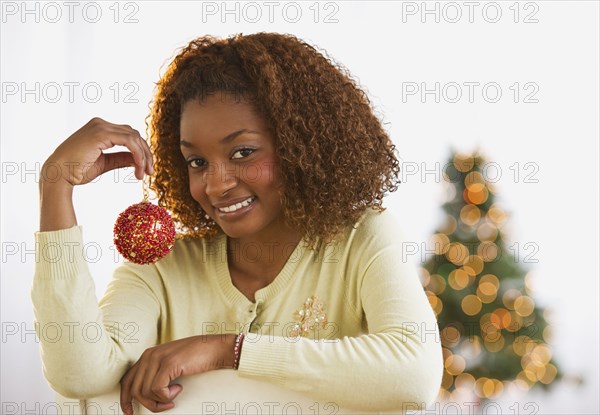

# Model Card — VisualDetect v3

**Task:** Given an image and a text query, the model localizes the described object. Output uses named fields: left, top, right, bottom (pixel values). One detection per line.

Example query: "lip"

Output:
left=214, top=196, right=257, bottom=219
left=213, top=196, right=256, bottom=209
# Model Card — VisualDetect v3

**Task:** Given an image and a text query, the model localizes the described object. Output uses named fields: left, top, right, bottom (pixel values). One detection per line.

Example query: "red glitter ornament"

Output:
left=113, top=201, right=176, bottom=265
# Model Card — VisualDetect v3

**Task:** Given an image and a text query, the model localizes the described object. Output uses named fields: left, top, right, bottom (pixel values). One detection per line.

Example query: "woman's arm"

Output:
left=32, top=117, right=156, bottom=397
left=236, top=229, right=444, bottom=411
left=31, top=225, right=161, bottom=398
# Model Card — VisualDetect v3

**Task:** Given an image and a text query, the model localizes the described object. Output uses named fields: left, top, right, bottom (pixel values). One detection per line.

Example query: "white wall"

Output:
left=1, top=1, right=598, bottom=413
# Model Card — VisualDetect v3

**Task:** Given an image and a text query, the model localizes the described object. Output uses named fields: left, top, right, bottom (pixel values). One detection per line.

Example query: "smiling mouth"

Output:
left=216, top=196, right=256, bottom=213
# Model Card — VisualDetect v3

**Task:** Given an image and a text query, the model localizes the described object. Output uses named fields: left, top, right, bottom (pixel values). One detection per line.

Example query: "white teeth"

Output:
left=218, top=196, right=255, bottom=213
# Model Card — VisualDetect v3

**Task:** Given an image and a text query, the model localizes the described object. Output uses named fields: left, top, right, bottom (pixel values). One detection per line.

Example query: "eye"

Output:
left=232, top=148, right=255, bottom=159
left=187, top=158, right=207, bottom=169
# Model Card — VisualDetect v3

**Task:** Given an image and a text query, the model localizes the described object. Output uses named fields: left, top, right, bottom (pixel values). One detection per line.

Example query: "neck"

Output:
left=226, top=221, right=304, bottom=284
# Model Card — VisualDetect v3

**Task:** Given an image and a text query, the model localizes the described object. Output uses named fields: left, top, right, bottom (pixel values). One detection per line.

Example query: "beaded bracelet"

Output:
left=233, top=332, right=245, bottom=370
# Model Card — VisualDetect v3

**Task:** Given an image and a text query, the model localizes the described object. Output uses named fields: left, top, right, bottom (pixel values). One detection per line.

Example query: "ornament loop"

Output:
left=143, top=175, right=150, bottom=203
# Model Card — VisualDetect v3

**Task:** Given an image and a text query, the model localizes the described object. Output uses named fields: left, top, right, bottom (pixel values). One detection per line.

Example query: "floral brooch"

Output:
left=290, top=296, right=328, bottom=337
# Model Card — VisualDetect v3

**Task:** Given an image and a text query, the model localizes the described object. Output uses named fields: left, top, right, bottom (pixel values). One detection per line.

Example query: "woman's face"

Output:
left=179, top=93, right=285, bottom=241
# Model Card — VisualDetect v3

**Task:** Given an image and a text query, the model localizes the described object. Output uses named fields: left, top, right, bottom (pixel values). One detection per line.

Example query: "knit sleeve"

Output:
left=30, top=225, right=160, bottom=399
left=237, top=217, right=444, bottom=412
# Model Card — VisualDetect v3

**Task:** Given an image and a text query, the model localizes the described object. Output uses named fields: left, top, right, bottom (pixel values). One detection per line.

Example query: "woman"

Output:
left=32, top=32, right=443, bottom=413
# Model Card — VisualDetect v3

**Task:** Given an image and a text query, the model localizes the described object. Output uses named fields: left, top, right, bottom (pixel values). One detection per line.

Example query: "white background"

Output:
left=1, top=1, right=598, bottom=413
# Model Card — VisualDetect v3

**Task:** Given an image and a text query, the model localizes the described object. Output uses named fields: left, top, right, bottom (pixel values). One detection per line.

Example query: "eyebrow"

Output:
left=180, top=129, right=260, bottom=148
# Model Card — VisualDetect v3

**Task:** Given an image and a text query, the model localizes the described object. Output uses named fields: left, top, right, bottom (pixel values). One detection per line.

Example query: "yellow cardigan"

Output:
left=31, top=207, right=443, bottom=412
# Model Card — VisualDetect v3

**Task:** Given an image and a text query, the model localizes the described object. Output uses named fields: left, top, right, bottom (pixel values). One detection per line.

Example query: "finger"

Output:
left=144, top=140, right=155, bottom=175
left=120, top=364, right=138, bottom=415
left=167, top=383, right=183, bottom=400
left=121, top=366, right=180, bottom=414
left=99, top=130, right=147, bottom=180
left=112, top=124, right=154, bottom=175
left=141, top=361, right=173, bottom=402
left=130, top=360, right=150, bottom=402
left=126, top=128, right=151, bottom=177
left=101, top=152, right=136, bottom=174
left=148, top=367, right=182, bottom=402
left=96, top=123, right=146, bottom=174
left=134, top=133, right=155, bottom=175
left=123, top=129, right=148, bottom=180
left=135, top=375, right=177, bottom=414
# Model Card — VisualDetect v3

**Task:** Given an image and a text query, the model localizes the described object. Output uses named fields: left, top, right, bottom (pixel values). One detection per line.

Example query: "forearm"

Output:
left=31, top=226, right=158, bottom=398
left=238, top=325, right=442, bottom=411
left=32, top=275, right=131, bottom=398
left=31, top=226, right=123, bottom=397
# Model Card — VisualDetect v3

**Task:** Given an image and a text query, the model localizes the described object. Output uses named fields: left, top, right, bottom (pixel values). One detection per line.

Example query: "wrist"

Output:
left=39, top=169, right=77, bottom=232
left=233, top=332, right=245, bottom=370
left=221, top=334, right=237, bottom=369
left=39, top=169, right=74, bottom=194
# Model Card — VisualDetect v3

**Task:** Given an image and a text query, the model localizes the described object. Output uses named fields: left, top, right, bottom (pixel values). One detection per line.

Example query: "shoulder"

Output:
left=346, top=207, right=407, bottom=247
left=323, top=208, right=419, bottom=308
left=354, top=206, right=401, bottom=229
left=319, top=207, right=408, bottom=273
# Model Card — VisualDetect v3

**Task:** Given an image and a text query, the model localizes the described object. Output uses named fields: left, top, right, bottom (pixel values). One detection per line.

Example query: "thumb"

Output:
left=167, top=383, right=183, bottom=399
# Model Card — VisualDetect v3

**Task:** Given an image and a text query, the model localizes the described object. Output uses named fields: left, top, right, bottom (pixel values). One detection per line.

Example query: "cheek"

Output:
left=241, top=163, right=271, bottom=187
left=188, top=174, right=208, bottom=205
left=249, top=159, right=285, bottom=206
left=252, top=157, right=281, bottom=188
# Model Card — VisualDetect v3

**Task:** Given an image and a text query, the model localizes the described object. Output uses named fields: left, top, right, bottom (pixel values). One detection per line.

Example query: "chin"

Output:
left=221, top=219, right=281, bottom=241
left=217, top=223, right=260, bottom=239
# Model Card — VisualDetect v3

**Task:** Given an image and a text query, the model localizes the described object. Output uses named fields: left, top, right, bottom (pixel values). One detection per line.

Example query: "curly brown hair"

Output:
left=148, top=32, right=400, bottom=247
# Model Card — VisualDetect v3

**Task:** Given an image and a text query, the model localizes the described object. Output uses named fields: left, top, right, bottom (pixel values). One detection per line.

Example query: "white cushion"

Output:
left=55, top=370, right=381, bottom=414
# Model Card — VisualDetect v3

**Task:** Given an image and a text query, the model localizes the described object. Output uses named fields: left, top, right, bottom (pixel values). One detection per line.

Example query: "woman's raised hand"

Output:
left=42, top=117, right=154, bottom=187
left=39, top=117, right=154, bottom=232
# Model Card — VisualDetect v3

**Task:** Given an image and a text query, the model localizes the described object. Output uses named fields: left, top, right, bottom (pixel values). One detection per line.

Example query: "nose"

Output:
left=204, top=161, right=238, bottom=197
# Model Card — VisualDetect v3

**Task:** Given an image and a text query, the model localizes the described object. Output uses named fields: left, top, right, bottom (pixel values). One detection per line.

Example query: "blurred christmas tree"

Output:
left=420, top=151, right=562, bottom=402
